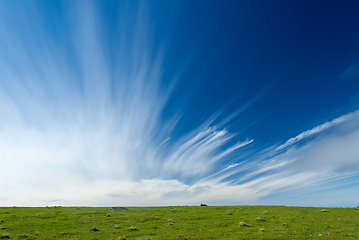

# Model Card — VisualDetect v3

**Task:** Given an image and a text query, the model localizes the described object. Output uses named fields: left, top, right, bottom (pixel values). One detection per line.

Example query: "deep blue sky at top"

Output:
left=160, top=0, right=359, bottom=147
left=12, top=0, right=359, bottom=147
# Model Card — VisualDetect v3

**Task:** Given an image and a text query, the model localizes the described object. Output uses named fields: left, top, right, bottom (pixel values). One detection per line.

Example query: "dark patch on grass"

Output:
left=91, top=226, right=99, bottom=231
left=0, top=233, right=10, bottom=239
left=226, top=210, right=234, bottom=215
left=18, top=233, right=29, bottom=238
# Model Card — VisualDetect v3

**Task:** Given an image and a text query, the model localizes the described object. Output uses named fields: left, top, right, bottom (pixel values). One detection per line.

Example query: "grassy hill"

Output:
left=0, top=205, right=358, bottom=239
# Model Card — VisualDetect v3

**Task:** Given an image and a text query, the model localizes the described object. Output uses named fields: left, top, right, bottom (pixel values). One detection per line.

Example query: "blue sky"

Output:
left=1, top=0, right=359, bottom=207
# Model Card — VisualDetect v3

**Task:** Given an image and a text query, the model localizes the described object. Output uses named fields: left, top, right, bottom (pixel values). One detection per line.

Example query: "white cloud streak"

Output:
left=276, top=110, right=359, bottom=151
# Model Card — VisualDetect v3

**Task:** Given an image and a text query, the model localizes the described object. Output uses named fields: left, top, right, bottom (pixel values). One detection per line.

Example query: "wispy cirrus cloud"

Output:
left=0, top=1, right=258, bottom=206
left=276, top=110, right=359, bottom=151
left=239, top=109, right=359, bottom=205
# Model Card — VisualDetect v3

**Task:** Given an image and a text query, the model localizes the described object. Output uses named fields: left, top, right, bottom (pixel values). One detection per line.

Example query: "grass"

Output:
left=0, top=206, right=358, bottom=239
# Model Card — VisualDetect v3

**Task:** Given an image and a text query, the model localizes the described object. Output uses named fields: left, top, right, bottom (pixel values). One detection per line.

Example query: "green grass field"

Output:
left=0, top=206, right=358, bottom=239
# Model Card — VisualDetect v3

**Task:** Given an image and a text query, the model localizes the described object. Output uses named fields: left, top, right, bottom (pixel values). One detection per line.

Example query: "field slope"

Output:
left=0, top=206, right=358, bottom=239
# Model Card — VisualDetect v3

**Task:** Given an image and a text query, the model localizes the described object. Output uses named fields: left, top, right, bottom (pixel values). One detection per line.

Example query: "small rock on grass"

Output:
left=239, top=221, right=250, bottom=227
